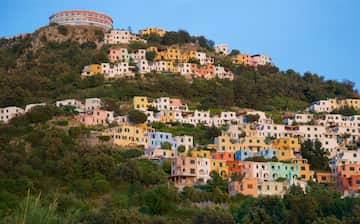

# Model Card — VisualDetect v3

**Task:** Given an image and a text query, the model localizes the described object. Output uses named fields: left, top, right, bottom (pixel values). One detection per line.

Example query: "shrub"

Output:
left=54, top=120, right=68, bottom=126
left=128, top=110, right=147, bottom=124
left=57, top=25, right=68, bottom=36
left=177, top=145, right=186, bottom=153
left=98, top=135, right=110, bottom=142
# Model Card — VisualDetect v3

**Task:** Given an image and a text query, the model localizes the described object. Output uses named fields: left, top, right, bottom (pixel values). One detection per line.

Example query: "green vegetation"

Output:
left=301, top=139, right=330, bottom=171
left=128, top=110, right=147, bottom=124
left=145, top=50, right=156, bottom=61
left=57, top=25, right=68, bottom=36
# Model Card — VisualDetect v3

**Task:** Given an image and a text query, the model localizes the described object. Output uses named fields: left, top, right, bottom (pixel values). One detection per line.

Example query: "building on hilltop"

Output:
left=49, top=10, right=113, bottom=30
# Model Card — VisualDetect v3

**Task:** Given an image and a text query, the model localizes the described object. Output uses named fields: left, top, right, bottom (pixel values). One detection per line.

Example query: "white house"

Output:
left=104, top=29, right=146, bottom=44
left=101, top=63, right=134, bottom=79
left=85, top=98, right=102, bottom=112
left=215, top=44, right=229, bottom=55
left=24, top=103, right=46, bottom=113
left=0, top=106, right=24, bottom=123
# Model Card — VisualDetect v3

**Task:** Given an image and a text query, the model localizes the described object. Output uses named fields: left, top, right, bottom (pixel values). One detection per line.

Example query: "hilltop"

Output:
left=0, top=24, right=357, bottom=113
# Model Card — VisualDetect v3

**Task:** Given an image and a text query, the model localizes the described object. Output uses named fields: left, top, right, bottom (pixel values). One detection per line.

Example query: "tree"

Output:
left=118, top=160, right=142, bottom=183
left=245, top=114, right=260, bottom=123
left=200, top=171, right=228, bottom=192
left=206, top=126, right=221, bottom=141
left=142, top=33, right=161, bottom=45
left=229, top=49, right=240, bottom=56
left=177, top=145, right=186, bottom=153
left=301, top=140, right=330, bottom=171
left=188, top=57, right=200, bottom=64
left=161, top=141, right=172, bottom=150
left=193, top=209, right=235, bottom=224
left=146, top=51, right=157, bottom=62
left=57, top=25, right=68, bottom=36
left=128, top=110, right=147, bottom=124
left=144, top=185, right=178, bottom=215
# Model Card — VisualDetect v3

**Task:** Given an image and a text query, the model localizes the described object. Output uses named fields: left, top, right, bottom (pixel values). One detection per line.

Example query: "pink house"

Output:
left=108, top=48, right=129, bottom=63
left=170, top=98, right=188, bottom=111
left=77, top=109, right=114, bottom=126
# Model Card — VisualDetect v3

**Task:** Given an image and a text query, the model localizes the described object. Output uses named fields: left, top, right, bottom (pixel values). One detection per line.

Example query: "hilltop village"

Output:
left=1, top=9, right=360, bottom=223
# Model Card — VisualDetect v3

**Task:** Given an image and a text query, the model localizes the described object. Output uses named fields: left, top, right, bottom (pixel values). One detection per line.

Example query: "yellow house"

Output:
left=82, top=64, right=102, bottom=76
left=133, top=96, right=154, bottom=111
left=272, top=137, right=301, bottom=153
left=139, top=27, right=166, bottom=37
left=165, top=61, right=180, bottom=73
left=159, top=110, right=175, bottom=123
left=239, top=137, right=269, bottom=153
left=272, top=137, right=300, bottom=161
left=162, top=47, right=185, bottom=62
left=292, top=158, right=314, bottom=181
left=231, top=54, right=252, bottom=65
left=191, top=150, right=212, bottom=158
left=339, top=99, right=360, bottom=110
left=277, top=149, right=296, bottom=161
left=207, top=144, right=217, bottom=150
left=148, top=46, right=187, bottom=63
left=215, top=135, right=239, bottom=152
left=102, top=124, right=152, bottom=147
left=210, top=159, right=229, bottom=178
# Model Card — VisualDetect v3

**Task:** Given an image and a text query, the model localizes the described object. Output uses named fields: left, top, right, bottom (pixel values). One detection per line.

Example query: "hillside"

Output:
left=0, top=24, right=357, bottom=112
left=2, top=24, right=360, bottom=224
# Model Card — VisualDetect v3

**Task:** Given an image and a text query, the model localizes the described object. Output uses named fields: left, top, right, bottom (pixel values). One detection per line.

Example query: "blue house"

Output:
left=258, top=148, right=278, bottom=159
left=234, top=149, right=253, bottom=161
left=145, top=131, right=177, bottom=149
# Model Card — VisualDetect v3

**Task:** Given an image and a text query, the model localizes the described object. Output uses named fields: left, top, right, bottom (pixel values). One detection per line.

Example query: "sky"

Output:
left=1, top=0, right=359, bottom=89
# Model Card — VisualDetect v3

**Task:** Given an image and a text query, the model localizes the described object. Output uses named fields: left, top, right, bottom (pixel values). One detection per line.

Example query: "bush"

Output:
left=193, top=209, right=235, bottom=224
left=144, top=185, right=178, bottom=215
left=94, top=29, right=104, bottom=41
left=128, top=110, right=147, bottom=124
left=98, top=135, right=110, bottom=142
left=57, top=25, right=68, bottom=36
left=146, top=51, right=157, bottom=61
left=54, top=120, right=68, bottom=126
left=177, top=145, right=186, bottom=153
left=161, top=141, right=172, bottom=150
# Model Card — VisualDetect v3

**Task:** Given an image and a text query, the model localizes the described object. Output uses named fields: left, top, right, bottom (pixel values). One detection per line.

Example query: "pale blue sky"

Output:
left=1, top=0, right=359, bottom=88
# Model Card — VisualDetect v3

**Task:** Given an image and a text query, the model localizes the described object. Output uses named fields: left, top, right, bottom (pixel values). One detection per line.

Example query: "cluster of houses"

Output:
left=131, top=96, right=360, bottom=197
left=0, top=103, right=46, bottom=123
left=81, top=26, right=273, bottom=80
left=3, top=96, right=360, bottom=197
left=81, top=45, right=234, bottom=80
left=307, top=98, right=360, bottom=113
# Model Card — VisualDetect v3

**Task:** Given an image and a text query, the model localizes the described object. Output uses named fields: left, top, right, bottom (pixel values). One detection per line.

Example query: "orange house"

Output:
left=212, top=151, right=234, bottom=161
left=192, top=64, right=215, bottom=79
left=232, top=54, right=257, bottom=66
left=339, top=175, right=360, bottom=196
left=227, top=160, right=242, bottom=176
left=229, top=178, right=258, bottom=197
left=191, top=150, right=212, bottom=159
left=336, top=164, right=360, bottom=178
left=315, top=172, right=334, bottom=184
